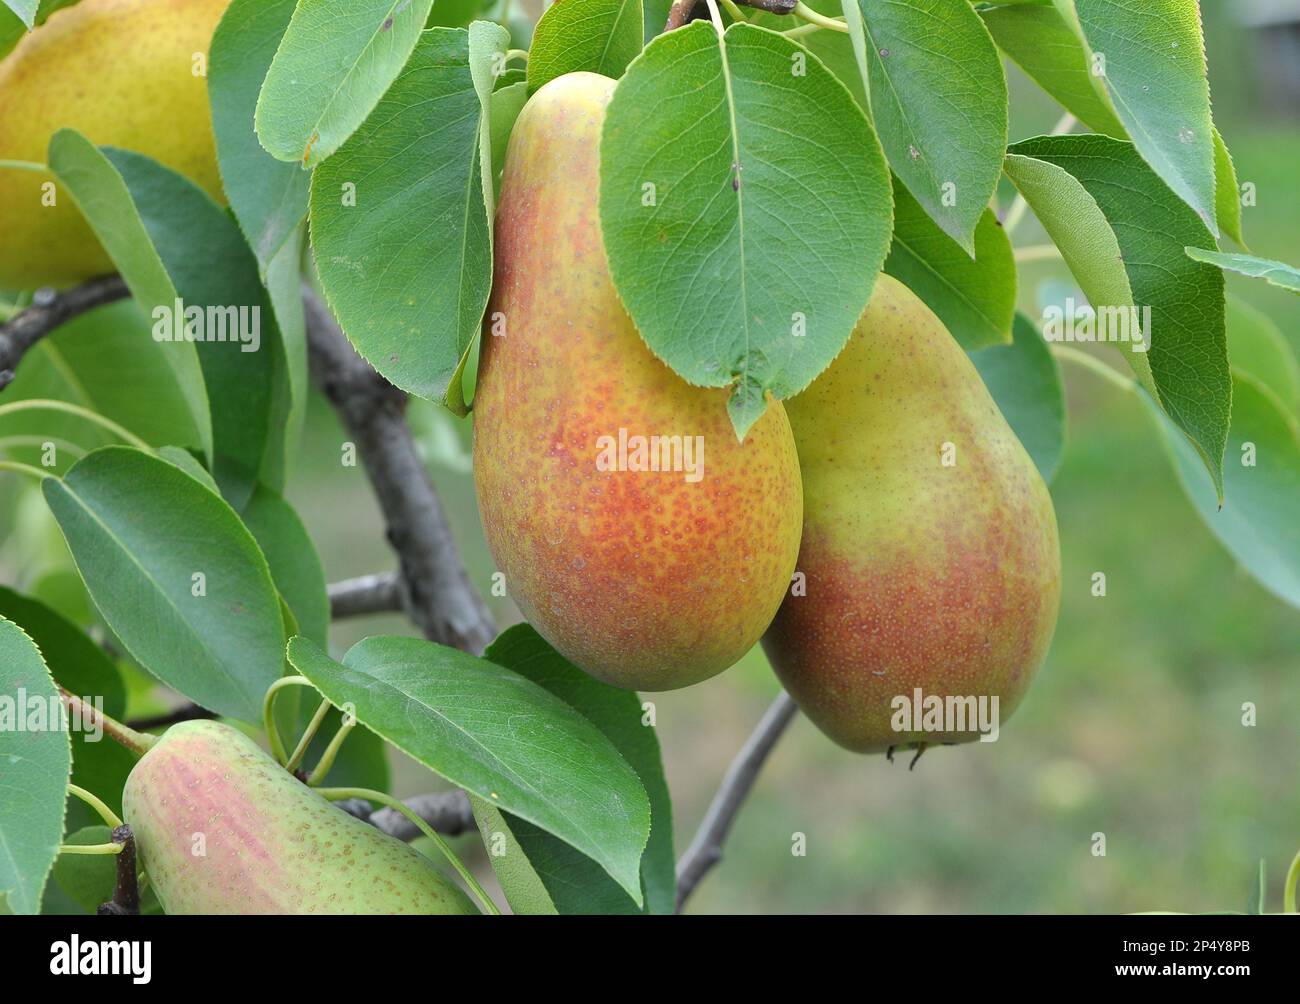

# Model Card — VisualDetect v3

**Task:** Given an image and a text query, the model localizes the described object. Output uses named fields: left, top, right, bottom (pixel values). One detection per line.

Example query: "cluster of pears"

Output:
left=0, top=0, right=230, bottom=288
left=474, top=72, right=1061, bottom=752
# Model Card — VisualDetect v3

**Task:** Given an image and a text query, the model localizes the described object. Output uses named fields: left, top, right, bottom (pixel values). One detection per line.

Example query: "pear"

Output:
left=121, top=721, right=478, bottom=915
left=762, top=274, right=1061, bottom=753
left=0, top=0, right=230, bottom=288
left=473, top=72, right=803, bottom=691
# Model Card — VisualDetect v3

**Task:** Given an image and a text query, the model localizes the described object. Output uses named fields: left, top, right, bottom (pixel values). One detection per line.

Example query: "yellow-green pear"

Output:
left=763, top=274, right=1061, bottom=753
left=473, top=72, right=803, bottom=691
left=0, top=0, right=230, bottom=289
left=123, top=721, right=479, bottom=915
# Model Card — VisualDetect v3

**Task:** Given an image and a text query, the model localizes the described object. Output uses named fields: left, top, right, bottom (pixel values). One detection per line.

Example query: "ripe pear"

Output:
left=762, top=274, right=1061, bottom=753
left=473, top=72, right=803, bottom=691
left=0, top=0, right=230, bottom=289
left=121, top=721, right=478, bottom=915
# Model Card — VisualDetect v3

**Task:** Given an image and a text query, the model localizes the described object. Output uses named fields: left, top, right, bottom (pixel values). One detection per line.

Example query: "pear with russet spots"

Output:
left=122, top=720, right=478, bottom=915
left=762, top=274, right=1061, bottom=753
left=472, top=72, right=803, bottom=692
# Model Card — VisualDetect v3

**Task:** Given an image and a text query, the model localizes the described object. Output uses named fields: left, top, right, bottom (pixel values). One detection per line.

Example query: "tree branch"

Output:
left=303, top=287, right=496, bottom=654
left=675, top=691, right=798, bottom=911
left=0, top=275, right=129, bottom=391
left=328, top=571, right=403, bottom=619
left=126, top=703, right=217, bottom=732
left=334, top=790, right=475, bottom=839
left=97, top=824, right=140, bottom=916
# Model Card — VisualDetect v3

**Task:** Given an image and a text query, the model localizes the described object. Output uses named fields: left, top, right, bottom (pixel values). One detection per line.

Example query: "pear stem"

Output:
left=1285, top=848, right=1300, bottom=914
left=0, top=459, right=50, bottom=481
left=306, top=716, right=356, bottom=786
left=67, top=783, right=124, bottom=830
left=1050, top=345, right=1137, bottom=394
left=285, top=696, right=333, bottom=774
left=60, top=842, right=125, bottom=856
left=319, top=787, right=501, bottom=916
left=261, top=675, right=318, bottom=766
left=59, top=688, right=157, bottom=756
left=790, top=3, right=847, bottom=32
left=0, top=399, right=151, bottom=450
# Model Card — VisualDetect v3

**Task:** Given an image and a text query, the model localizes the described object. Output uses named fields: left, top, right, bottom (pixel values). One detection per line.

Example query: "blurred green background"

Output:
left=2, top=2, right=1296, bottom=914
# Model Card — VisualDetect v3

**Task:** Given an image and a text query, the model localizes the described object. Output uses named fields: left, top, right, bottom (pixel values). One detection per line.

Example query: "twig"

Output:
left=666, top=0, right=793, bottom=29
left=335, top=790, right=476, bottom=840
left=328, top=571, right=403, bottom=619
left=97, top=824, right=140, bottom=916
left=675, top=691, right=798, bottom=911
left=303, top=287, right=496, bottom=654
left=0, top=275, right=129, bottom=391
left=126, top=703, right=217, bottom=732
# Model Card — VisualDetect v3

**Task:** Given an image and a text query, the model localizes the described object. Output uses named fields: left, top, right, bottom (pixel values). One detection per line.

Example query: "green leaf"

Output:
left=979, top=1, right=1124, bottom=137
left=254, top=0, right=436, bottom=168
left=240, top=485, right=329, bottom=648
left=1213, top=127, right=1246, bottom=249
left=488, top=79, right=529, bottom=203
left=883, top=176, right=1014, bottom=350
left=1059, top=0, right=1217, bottom=234
left=49, top=825, right=112, bottom=914
left=309, top=27, right=496, bottom=409
left=42, top=447, right=286, bottom=722
left=0, top=586, right=130, bottom=822
left=600, top=21, right=892, bottom=438
left=286, top=634, right=652, bottom=905
left=46, top=129, right=212, bottom=463
left=103, top=147, right=279, bottom=511
left=527, top=0, right=643, bottom=92
left=1184, top=247, right=1300, bottom=295
left=840, top=0, right=1007, bottom=252
left=3, top=1, right=36, bottom=28
left=1151, top=371, right=1300, bottom=609
left=0, top=615, right=70, bottom=915
left=0, top=0, right=78, bottom=61
left=473, top=624, right=674, bottom=914
left=1226, top=297, right=1300, bottom=414
left=209, top=0, right=310, bottom=273
left=970, top=312, right=1065, bottom=482
left=0, top=299, right=203, bottom=471
left=1006, top=134, right=1229, bottom=497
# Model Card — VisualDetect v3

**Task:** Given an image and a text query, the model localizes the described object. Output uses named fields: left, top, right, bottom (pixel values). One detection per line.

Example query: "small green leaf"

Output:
left=103, top=147, right=280, bottom=511
left=286, top=634, right=652, bottom=905
left=600, top=21, right=892, bottom=438
left=1006, top=135, right=1229, bottom=497
left=488, top=79, right=529, bottom=202
left=884, top=176, right=1015, bottom=350
left=979, top=1, right=1124, bottom=136
left=254, top=0, right=435, bottom=167
left=42, top=447, right=286, bottom=722
left=473, top=624, right=675, bottom=914
left=209, top=0, right=310, bottom=273
left=970, top=313, right=1065, bottom=482
left=1185, top=247, right=1300, bottom=295
left=4, top=1, right=37, bottom=28
left=527, top=0, right=643, bottom=92
left=1151, top=371, right=1300, bottom=609
left=840, top=0, right=1007, bottom=252
left=46, top=129, right=212, bottom=464
left=310, top=27, right=496, bottom=409
left=240, top=486, right=329, bottom=648
left=1226, top=297, right=1299, bottom=414
left=1061, top=0, right=1218, bottom=234
left=0, top=615, right=70, bottom=915
left=1212, top=127, right=1246, bottom=249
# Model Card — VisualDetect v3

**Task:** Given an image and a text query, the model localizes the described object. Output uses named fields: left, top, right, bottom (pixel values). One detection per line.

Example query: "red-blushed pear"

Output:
left=762, top=274, right=1061, bottom=754
left=0, top=0, right=230, bottom=288
left=473, top=72, right=803, bottom=691
left=122, top=721, right=478, bottom=915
